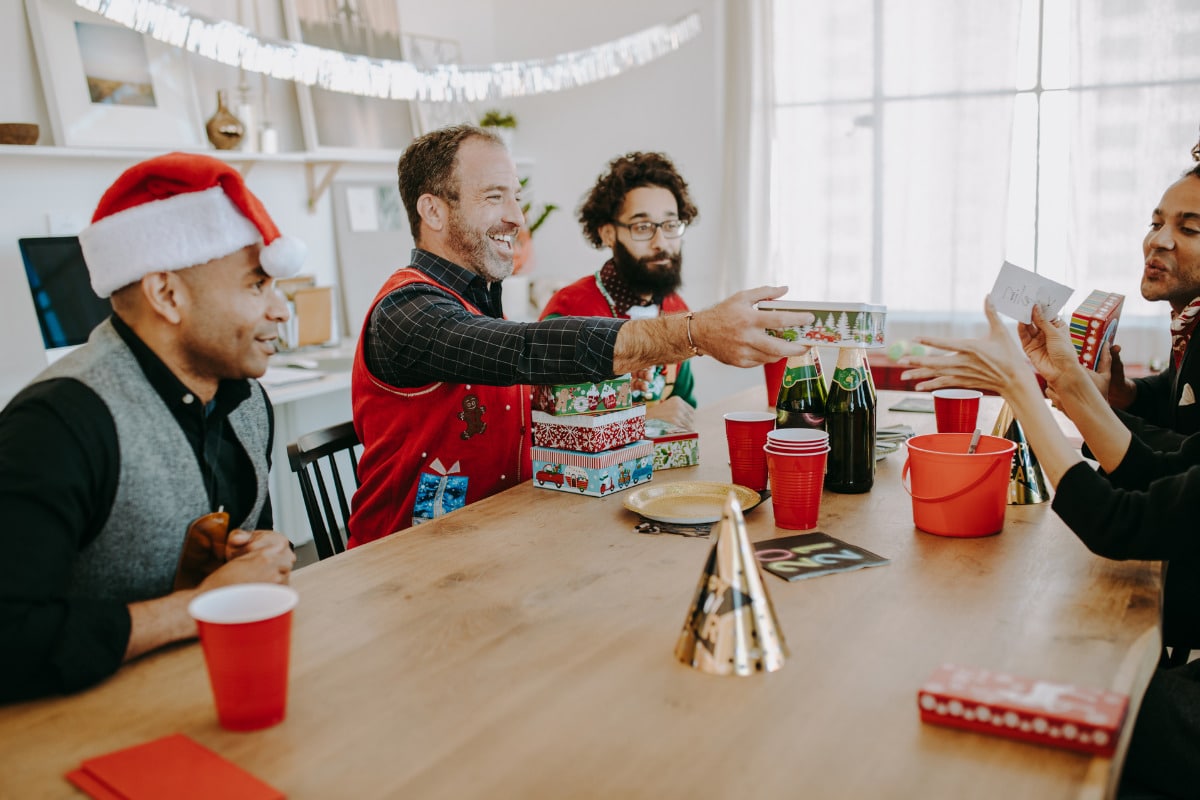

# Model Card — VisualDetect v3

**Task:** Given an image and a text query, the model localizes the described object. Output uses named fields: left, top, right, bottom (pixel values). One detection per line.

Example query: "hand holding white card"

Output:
left=988, top=261, right=1074, bottom=324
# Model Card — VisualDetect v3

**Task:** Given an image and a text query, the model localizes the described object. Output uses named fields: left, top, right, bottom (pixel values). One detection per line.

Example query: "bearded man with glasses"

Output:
left=541, top=152, right=699, bottom=428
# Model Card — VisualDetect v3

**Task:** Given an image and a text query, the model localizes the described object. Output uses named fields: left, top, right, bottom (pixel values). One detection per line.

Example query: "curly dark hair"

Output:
left=577, top=152, right=699, bottom=248
left=397, top=124, right=504, bottom=239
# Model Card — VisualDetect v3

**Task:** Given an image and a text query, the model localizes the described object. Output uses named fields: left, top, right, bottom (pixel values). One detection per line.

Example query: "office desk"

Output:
left=0, top=390, right=1159, bottom=798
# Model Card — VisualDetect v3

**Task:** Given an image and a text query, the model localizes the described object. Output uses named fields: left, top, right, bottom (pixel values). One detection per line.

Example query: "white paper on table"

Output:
left=346, top=187, right=380, bottom=232
left=989, top=261, right=1074, bottom=324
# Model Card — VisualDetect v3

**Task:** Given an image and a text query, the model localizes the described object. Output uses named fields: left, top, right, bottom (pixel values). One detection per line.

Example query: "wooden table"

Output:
left=0, top=389, right=1160, bottom=799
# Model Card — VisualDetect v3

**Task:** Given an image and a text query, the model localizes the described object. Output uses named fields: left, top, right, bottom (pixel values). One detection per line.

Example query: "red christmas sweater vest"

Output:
left=348, top=269, right=530, bottom=546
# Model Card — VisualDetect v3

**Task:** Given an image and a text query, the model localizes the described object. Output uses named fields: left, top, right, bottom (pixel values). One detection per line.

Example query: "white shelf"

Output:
left=0, top=144, right=397, bottom=209
left=0, top=145, right=534, bottom=210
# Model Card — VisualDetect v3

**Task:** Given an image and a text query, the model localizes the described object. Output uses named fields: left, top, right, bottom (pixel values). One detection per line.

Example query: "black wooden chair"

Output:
left=286, top=421, right=361, bottom=561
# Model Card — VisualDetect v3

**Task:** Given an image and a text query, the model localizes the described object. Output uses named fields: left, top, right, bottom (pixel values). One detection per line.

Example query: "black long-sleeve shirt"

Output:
left=363, top=249, right=625, bottom=388
left=1052, top=434, right=1200, bottom=795
left=0, top=315, right=273, bottom=703
left=1054, top=432, right=1200, bottom=561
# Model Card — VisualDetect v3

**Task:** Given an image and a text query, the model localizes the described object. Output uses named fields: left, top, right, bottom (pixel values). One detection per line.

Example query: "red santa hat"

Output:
left=78, top=152, right=306, bottom=298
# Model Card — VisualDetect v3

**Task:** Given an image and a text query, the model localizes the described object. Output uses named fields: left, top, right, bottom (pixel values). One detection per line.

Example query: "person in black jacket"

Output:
left=901, top=299, right=1200, bottom=798
left=1082, top=164, right=1200, bottom=452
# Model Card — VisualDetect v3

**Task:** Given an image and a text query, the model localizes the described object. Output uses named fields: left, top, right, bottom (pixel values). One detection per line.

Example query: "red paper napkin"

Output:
left=66, top=733, right=283, bottom=800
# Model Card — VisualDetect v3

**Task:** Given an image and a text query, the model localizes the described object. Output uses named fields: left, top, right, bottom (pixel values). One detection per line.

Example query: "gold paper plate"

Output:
left=624, top=481, right=761, bottom=524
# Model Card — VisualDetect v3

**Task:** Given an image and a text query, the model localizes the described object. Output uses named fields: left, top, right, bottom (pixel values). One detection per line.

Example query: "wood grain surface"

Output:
left=0, top=390, right=1159, bottom=799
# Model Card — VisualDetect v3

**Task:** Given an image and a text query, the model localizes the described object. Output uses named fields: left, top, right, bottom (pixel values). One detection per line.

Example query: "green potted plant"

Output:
left=513, top=177, right=558, bottom=275
left=480, top=109, right=517, bottom=150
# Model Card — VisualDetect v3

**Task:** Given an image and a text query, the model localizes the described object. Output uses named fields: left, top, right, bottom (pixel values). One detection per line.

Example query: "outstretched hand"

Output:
left=692, top=286, right=814, bottom=368
left=899, top=299, right=1036, bottom=396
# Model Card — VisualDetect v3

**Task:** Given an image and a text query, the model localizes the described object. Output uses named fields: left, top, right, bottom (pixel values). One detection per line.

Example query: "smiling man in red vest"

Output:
left=541, top=152, right=698, bottom=429
left=348, top=125, right=812, bottom=544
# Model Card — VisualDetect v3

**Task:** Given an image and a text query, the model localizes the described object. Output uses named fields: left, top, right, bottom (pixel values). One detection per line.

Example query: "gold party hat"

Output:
left=991, top=402, right=1050, bottom=504
left=674, top=492, right=788, bottom=676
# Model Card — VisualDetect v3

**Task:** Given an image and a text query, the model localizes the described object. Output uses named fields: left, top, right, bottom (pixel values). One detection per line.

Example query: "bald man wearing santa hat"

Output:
left=0, top=152, right=306, bottom=702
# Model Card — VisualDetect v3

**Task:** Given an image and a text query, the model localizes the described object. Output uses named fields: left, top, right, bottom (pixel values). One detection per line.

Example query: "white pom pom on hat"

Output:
left=78, top=151, right=306, bottom=298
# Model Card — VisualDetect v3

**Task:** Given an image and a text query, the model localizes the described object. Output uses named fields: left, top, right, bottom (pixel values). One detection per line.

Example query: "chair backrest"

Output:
left=286, top=421, right=361, bottom=561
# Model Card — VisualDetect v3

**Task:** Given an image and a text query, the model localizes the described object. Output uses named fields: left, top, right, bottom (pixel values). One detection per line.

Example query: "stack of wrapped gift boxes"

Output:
left=530, top=374, right=654, bottom=497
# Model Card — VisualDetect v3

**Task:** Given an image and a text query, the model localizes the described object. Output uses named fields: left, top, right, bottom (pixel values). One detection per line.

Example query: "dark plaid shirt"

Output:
left=364, top=249, right=625, bottom=388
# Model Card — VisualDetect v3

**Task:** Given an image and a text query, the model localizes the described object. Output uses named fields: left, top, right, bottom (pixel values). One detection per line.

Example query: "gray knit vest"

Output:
left=34, top=320, right=270, bottom=602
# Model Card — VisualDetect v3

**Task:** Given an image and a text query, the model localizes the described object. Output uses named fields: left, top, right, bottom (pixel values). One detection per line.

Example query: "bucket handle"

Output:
left=901, top=454, right=1008, bottom=503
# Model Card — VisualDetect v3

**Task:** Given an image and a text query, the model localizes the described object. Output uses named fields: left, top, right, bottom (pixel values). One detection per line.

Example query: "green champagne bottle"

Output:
left=775, top=349, right=827, bottom=430
left=824, top=347, right=875, bottom=493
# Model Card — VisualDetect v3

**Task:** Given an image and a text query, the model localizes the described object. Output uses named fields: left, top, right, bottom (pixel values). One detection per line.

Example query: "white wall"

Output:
left=488, top=0, right=759, bottom=403
left=1, top=0, right=756, bottom=406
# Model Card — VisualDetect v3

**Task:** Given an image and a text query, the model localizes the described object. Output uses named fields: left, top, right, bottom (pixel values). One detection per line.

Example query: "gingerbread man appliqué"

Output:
left=458, top=394, right=487, bottom=439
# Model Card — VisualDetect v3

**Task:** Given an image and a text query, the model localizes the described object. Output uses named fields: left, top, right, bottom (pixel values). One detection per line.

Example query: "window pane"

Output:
left=1056, top=85, right=1200, bottom=320
left=882, top=1, right=1025, bottom=95
left=773, top=0, right=873, bottom=104
left=1067, top=0, right=1200, bottom=85
left=880, top=96, right=1017, bottom=312
left=1005, top=93, right=1039, bottom=269
left=770, top=105, right=874, bottom=299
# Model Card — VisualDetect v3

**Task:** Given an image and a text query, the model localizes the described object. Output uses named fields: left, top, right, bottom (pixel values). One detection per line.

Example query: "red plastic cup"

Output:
left=933, top=389, right=983, bottom=434
left=767, top=447, right=828, bottom=530
left=188, top=584, right=299, bottom=732
left=763, top=357, right=787, bottom=408
left=724, top=411, right=776, bottom=491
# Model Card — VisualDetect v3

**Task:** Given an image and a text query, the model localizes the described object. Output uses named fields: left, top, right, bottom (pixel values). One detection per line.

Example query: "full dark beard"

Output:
left=611, top=239, right=683, bottom=298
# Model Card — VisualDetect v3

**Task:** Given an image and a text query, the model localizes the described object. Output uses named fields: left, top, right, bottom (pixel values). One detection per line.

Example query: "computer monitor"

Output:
left=18, top=236, right=111, bottom=351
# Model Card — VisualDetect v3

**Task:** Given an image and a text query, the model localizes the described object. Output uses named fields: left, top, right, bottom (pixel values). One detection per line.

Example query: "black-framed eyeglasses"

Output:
left=614, top=219, right=687, bottom=241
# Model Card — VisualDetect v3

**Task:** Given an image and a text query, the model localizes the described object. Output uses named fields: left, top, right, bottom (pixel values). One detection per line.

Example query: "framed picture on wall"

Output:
left=24, top=0, right=204, bottom=149
left=399, top=32, right=478, bottom=136
left=282, top=0, right=416, bottom=155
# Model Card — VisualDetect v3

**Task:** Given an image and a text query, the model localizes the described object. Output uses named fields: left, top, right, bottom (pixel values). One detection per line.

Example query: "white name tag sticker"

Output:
left=989, top=261, right=1074, bottom=324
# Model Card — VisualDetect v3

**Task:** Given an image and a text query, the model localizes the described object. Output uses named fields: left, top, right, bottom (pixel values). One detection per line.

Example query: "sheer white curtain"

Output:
left=745, top=0, right=1200, bottom=363
left=720, top=0, right=774, bottom=299
left=1051, top=0, right=1200, bottom=365
left=764, top=1, right=1025, bottom=342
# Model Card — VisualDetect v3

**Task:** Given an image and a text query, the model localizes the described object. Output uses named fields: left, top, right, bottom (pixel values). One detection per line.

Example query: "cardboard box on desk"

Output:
left=1069, top=290, right=1124, bottom=370
left=917, top=663, right=1128, bottom=757
left=531, top=439, right=653, bottom=497
left=645, top=418, right=699, bottom=470
left=531, top=405, right=646, bottom=453
left=276, top=275, right=333, bottom=349
left=532, top=374, right=633, bottom=416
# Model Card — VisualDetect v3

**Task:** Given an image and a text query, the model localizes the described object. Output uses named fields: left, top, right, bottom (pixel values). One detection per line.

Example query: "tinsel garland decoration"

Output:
left=74, top=0, right=701, bottom=103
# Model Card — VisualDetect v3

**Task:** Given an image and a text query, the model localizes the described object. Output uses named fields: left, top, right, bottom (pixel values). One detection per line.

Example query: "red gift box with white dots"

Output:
left=917, top=663, right=1128, bottom=757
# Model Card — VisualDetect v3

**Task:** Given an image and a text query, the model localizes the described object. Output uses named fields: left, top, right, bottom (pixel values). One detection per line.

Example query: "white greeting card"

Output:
left=989, top=261, right=1074, bottom=324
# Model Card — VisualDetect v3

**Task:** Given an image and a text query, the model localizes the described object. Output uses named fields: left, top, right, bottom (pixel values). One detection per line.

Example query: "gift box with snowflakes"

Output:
left=531, top=439, right=654, bottom=497
left=532, top=374, right=633, bottom=416
left=645, top=418, right=700, bottom=470
left=531, top=405, right=646, bottom=453
left=917, top=663, right=1128, bottom=757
